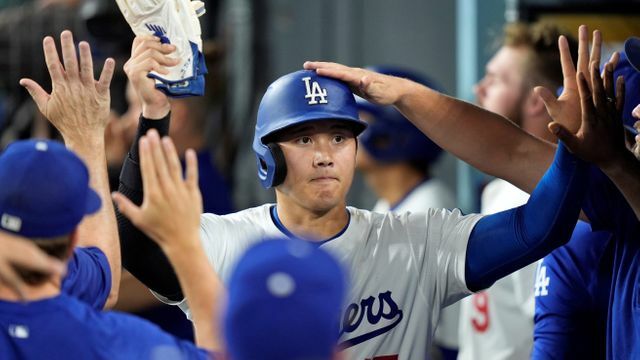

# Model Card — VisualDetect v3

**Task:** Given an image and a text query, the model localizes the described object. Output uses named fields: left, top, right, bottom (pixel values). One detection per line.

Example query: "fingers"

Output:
left=534, top=86, right=558, bottom=112
left=633, top=105, right=640, bottom=120
left=590, top=61, right=607, bottom=111
left=147, top=131, right=172, bottom=192
left=615, top=75, right=625, bottom=115
left=43, top=36, right=64, bottom=85
left=6, top=239, right=66, bottom=276
left=185, top=148, right=199, bottom=192
left=589, top=30, right=602, bottom=69
left=0, top=262, right=26, bottom=300
left=577, top=72, right=596, bottom=127
left=139, top=135, right=161, bottom=200
left=602, top=56, right=615, bottom=100
left=548, top=122, right=580, bottom=150
left=60, top=30, right=79, bottom=79
left=78, top=41, right=94, bottom=86
left=124, top=48, right=179, bottom=78
left=161, top=136, right=184, bottom=185
left=97, top=58, right=116, bottom=95
left=558, top=36, right=577, bottom=89
left=19, top=78, right=50, bottom=113
left=577, top=25, right=590, bottom=78
left=111, top=191, right=143, bottom=226
left=303, top=61, right=348, bottom=71
left=0, top=235, right=67, bottom=300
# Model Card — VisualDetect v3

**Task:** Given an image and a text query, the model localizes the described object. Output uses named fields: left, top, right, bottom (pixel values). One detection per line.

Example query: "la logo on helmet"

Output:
left=302, top=77, right=328, bottom=105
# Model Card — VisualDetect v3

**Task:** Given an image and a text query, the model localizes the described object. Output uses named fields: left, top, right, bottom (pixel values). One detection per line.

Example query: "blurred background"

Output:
left=0, top=0, right=639, bottom=343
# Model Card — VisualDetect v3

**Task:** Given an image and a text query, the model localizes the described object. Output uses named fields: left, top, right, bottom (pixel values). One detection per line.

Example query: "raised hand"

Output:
left=535, top=25, right=602, bottom=135
left=123, top=36, right=179, bottom=119
left=549, top=56, right=627, bottom=168
left=112, top=129, right=202, bottom=251
left=303, top=61, right=411, bottom=106
left=19, top=30, right=115, bottom=146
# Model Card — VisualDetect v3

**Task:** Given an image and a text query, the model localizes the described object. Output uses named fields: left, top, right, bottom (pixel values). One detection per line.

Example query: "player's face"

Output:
left=276, top=120, right=356, bottom=213
left=474, top=46, right=528, bottom=125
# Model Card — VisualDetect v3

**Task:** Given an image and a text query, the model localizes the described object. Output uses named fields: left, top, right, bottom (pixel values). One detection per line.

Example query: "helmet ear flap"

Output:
left=267, top=143, right=287, bottom=187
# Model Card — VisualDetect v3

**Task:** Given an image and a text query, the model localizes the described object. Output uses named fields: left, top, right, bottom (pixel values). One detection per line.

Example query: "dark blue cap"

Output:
left=0, top=139, right=101, bottom=238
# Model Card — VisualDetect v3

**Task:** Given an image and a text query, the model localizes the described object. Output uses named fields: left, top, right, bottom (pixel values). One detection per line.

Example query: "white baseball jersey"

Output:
left=155, top=203, right=481, bottom=359
left=373, top=179, right=461, bottom=350
left=458, top=179, right=537, bottom=360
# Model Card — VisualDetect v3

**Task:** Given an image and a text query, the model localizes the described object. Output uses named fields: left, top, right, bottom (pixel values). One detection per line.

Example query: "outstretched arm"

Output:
left=113, top=130, right=223, bottom=353
left=116, top=35, right=185, bottom=300
left=304, top=26, right=600, bottom=194
left=20, top=31, right=120, bottom=308
left=465, top=141, right=586, bottom=291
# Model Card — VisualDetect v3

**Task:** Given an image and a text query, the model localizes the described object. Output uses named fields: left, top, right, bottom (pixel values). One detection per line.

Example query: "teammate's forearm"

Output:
left=66, top=137, right=121, bottom=309
left=394, top=82, right=555, bottom=193
left=162, top=238, right=223, bottom=352
left=465, top=142, right=586, bottom=291
left=117, top=113, right=184, bottom=300
left=600, top=151, right=640, bottom=220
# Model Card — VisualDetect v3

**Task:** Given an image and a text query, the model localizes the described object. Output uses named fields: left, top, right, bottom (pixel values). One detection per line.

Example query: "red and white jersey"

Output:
left=156, top=203, right=481, bottom=360
left=373, top=179, right=461, bottom=349
left=458, top=179, right=536, bottom=360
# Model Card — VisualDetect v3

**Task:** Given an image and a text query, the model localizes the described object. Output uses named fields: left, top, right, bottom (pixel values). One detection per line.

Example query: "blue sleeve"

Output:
left=61, top=247, right=111, bottom=310
left=532, top=221, right=611, bottom=360
left=465, top=142, right=586, bottom=291
left=104, top=312, right=212, bottom=360
left=583, top=165, right=638, bottom=233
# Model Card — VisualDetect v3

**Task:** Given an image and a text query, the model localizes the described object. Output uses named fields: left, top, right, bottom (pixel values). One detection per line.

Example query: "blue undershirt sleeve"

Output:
left=465, top=142, right=587, bottom=292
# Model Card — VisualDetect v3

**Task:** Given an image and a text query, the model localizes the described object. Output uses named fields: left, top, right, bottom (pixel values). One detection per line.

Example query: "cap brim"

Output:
left=85, top=188, right=102, bottom=215
left=625, top=37, right=640, bottom=73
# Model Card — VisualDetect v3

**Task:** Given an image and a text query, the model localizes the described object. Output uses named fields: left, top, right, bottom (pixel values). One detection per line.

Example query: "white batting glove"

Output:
left=116, top=0, right=207, bottom=97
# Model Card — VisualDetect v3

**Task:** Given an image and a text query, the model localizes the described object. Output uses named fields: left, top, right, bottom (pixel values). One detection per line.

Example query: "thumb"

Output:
left=112, top=192, right=143, bottom=226
left=548, top=122, right=579, bottom=150
left=19, top=78, right=50, bottom=114
left=534, top=86, right=558, bottom=114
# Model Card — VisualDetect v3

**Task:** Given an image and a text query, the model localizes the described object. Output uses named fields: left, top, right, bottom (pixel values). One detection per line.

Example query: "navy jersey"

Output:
left=533, top=221, right=613, bottom=359
left=0, top=247, right=210, bottom=360
left=582, top=166, right=640, bottom=358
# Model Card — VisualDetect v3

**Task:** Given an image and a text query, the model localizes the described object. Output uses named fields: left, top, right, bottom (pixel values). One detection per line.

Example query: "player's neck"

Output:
left=274, top=200, right=349, bottom=241
left=368, top=165, right=426, bottom=206
left=0, top=278, right=62, bottom=302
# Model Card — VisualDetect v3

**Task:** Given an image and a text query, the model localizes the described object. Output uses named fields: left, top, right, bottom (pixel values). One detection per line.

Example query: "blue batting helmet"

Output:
left=357, top=66, right=444, bottom=168
left=253, top=70, right=367, bottom=188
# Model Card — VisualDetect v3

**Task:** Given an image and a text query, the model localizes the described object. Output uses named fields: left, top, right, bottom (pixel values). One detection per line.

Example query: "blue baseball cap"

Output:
left=0, top=139, right=101, bottom=238
left=224, top=238, right=346, bottom=360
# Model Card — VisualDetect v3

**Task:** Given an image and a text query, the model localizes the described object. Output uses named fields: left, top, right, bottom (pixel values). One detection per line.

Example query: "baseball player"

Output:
left=354, top=66, right=460, bottom=358
left=534, top=50, right=640, bottom=359
left=534, top=47, right=640, bottom=359
left=457, top=22, right=576, bottom=360
left=116, top=35, right=587, bottom=359
left=0, top=31, right=223, bottom=359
